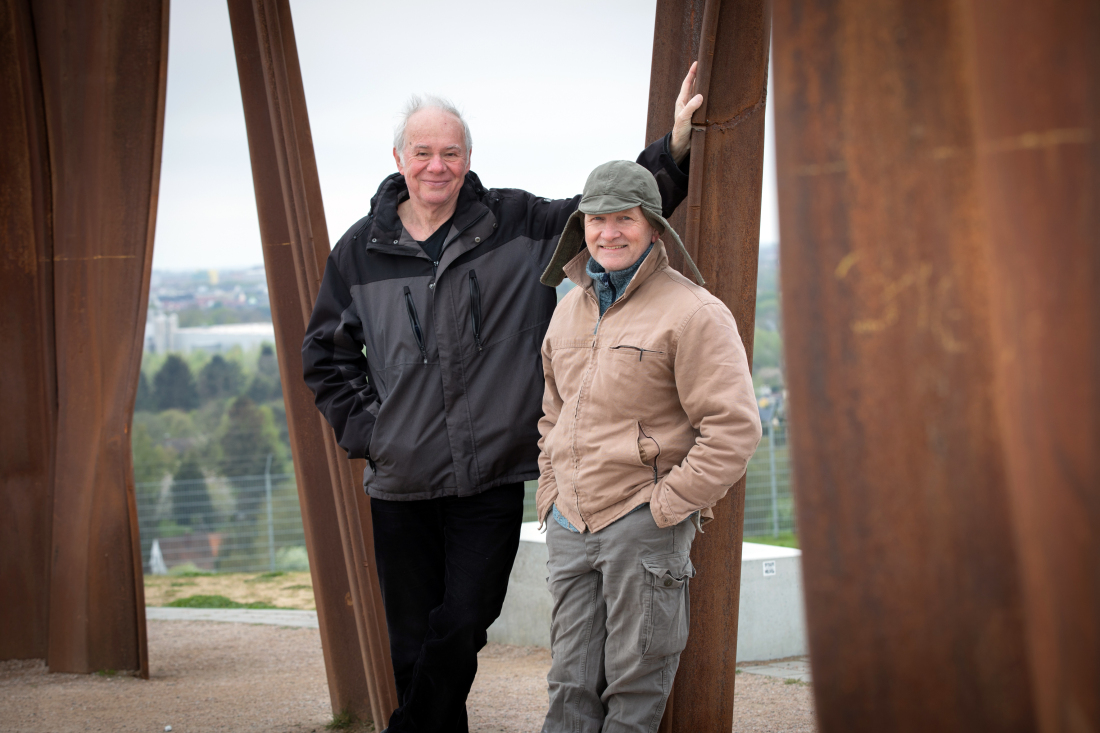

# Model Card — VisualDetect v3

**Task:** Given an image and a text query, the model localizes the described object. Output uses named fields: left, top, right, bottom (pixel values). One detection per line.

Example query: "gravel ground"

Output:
left=0, top=621, right=816, bottom=732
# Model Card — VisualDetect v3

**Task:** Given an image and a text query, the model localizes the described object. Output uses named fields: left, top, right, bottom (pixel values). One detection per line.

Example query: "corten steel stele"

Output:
left=645, top=1, right=770, bottom=731
left=773, top=0, right=1097, bottom=731
left=226, top=0, right=397, bottom=724
left=1, top=0, right=169, bottom=678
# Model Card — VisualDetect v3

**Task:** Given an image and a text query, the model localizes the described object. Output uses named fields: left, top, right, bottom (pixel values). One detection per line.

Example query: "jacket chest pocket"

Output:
left=592, top=344, right=673, bottom=416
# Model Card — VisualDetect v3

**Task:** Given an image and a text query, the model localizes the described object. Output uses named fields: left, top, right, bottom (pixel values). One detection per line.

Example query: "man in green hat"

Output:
left=536, top=160, right=762, bottom=731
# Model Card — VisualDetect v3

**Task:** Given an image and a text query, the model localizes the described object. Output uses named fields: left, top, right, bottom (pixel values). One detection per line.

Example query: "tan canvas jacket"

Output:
left=536, top=241, right=762, bottom=533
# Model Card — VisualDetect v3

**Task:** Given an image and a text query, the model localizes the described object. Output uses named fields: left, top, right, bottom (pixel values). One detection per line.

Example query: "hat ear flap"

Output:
left=540, top=210, right=587, bottom=286
left=644, top=210, right=705, bottom=286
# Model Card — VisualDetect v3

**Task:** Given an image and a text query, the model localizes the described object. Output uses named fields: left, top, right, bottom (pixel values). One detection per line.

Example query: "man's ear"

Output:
left=393, top=147, right=404, bottom=174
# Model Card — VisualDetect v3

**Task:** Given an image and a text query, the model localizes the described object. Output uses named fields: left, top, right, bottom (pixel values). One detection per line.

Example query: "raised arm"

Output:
left=525, top=64, right=704, bottom=266
left=302, top=252, right=380, bottom=460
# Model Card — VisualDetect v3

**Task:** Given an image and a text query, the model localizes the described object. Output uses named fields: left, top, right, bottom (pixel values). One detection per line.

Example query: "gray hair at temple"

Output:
left=393, top=94, right=473, bottom=164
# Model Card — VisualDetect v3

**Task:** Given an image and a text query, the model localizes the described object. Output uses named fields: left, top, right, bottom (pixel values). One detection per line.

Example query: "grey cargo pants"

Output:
left=541, top=506, right=697, bottom=733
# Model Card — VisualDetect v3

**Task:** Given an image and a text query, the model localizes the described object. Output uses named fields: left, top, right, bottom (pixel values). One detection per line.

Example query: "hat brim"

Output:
left=540, top=208, right=705, bottom=287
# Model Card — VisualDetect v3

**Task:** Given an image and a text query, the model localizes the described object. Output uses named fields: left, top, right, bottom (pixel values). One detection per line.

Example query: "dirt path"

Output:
left=0, top=621, right=815, bottom=732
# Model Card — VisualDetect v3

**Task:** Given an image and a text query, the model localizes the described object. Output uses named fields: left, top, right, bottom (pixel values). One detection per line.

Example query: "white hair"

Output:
left=393, top=94, right=473, bottom=164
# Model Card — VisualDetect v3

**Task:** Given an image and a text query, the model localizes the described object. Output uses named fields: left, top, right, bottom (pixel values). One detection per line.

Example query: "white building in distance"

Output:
left=147, top=313, right=275, bottom=354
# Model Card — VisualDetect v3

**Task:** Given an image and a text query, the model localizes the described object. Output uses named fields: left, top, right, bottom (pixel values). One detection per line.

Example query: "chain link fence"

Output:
left=140, top=423, right=794, bottom=574
left=136, top=469, right=307, bottom=575
left=744, top=423, right=795, bottom=539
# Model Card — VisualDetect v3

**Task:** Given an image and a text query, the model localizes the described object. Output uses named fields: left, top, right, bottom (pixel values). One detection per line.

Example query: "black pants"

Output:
left=371, top=482, right=524, bottom=733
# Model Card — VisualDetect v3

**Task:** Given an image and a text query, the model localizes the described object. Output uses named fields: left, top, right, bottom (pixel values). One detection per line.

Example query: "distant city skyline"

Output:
left=153, top=0, right=778, bottom=271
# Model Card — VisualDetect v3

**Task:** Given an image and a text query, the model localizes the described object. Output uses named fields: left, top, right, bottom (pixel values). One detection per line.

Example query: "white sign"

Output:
left=763, top=560, right=776, bottom=577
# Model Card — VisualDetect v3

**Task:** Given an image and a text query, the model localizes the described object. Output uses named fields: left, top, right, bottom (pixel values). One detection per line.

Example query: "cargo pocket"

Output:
left=640, top=552, right=695, bottom=658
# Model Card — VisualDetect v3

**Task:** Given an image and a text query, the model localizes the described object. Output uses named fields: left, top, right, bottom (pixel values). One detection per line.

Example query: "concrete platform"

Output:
left=488, top=522, right=808, bottom=662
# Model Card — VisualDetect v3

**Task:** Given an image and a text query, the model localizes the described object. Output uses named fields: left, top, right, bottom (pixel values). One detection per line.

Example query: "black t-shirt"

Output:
left=416, top=216, right=454, bottom=263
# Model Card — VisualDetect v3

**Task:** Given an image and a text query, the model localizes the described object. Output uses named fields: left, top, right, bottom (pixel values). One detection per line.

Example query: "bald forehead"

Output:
left=404, top=108, right=467, bottom=150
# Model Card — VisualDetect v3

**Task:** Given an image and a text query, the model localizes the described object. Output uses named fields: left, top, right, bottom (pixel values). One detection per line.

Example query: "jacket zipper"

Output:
left=591, top=290, right=630, bottom=336
left=403, top=285, right=428, bottom=364
left=638, top=423, right=662, bottom=483
left=469, top=271, right=483, bottom=352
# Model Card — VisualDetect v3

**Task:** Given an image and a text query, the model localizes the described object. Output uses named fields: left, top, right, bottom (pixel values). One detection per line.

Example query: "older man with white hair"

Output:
left=302, top=67, right=702, bottom=732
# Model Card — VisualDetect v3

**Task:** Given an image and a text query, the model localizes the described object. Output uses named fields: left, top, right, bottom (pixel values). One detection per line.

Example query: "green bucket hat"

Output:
left=540, top=159, right=704, bottom=287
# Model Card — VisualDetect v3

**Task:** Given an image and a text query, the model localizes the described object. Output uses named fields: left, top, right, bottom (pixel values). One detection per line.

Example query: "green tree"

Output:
left=154, top=354, right=199, bottom=411
left=170, top=452, right=215, bottom=529
left=135, top=371, right=155, bottom=412
left=218, top=396, right=285, bottom=521
left=257, top=343, right=279, bottom=378
left=198, top=354, right=243, bottom=403
left=245, top=375, right=274, bottom=403
left=131, top=420, right=176, bottom=486
left=753, top=330, right=783, bottom=372
left=246, top=343, right=282, bottom=403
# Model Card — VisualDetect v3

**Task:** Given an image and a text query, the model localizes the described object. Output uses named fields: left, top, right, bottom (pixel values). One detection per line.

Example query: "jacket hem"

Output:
left=365, top=470, right=538, bottom=502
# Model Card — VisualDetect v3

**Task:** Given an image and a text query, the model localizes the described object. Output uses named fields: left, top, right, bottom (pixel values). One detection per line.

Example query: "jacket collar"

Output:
left=563, top=240, right=669, bottom=304
left=363, top=170, right=489, bottom=256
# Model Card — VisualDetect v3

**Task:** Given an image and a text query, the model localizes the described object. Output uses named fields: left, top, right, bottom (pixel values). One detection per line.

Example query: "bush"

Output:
left=275, top=546, right=309, bottom=572
left=166, top=594, right=279, bottom=609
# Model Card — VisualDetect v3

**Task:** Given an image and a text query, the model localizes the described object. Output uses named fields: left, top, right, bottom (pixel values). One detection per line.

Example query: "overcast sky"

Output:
left=153, top=0, right=778, bottom=271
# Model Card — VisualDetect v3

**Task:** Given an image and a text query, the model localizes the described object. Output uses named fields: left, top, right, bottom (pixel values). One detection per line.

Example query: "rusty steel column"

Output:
left=227, top=0, right=397, bottom=725
left=4, top=0, right=169, bottom=677
left=772, top=1, right=1037, bottom=730
left=961, top=2, right=1100, bottom=731
left=0, top=0, right=56, bottom=663
left=646, top=1, right=770, bottom=728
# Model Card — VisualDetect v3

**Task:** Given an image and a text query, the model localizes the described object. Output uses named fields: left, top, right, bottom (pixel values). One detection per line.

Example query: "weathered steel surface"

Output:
left=41, top=0, right=168, bottom=678
left=646, top=1, right=770, bottom=729
left=0, top=0, right=168, bottom=677
left=228, top=0, right=397, bottom=724
left=961, top=2, right=1100, bottom=731
left=0, top=0, right=56, bottom=663
left=772, top=1, right=1038, bottom=730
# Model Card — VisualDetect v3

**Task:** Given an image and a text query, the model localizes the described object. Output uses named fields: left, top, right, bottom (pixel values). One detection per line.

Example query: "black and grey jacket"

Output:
left=302, top=134, right=690, bottom=501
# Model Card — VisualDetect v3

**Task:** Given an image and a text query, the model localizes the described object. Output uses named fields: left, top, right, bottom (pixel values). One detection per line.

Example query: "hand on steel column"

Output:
left=670, top=61, right=704, bottom=165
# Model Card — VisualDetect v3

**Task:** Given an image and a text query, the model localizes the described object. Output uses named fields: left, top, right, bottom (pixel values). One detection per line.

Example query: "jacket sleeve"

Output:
left=301, top=253, right=380, bottom=460
left=535, top=335, right=563, bottom=528
left=650, top=303, right=763, bottom=528
left=526, top=132, right=691, bottom=272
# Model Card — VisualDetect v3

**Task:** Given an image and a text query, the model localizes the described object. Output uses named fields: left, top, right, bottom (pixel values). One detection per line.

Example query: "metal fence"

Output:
left=135, top=469, right=307, bottom=575
left=139, top=424, right=793, bottom=575
left=744, top=423, right=796, bottom=539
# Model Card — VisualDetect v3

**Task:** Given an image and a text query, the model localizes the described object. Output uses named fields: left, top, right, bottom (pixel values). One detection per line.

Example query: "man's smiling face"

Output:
left=584, top=207, right=659, bottom=272
left=394, top=107, right=470, bottom=210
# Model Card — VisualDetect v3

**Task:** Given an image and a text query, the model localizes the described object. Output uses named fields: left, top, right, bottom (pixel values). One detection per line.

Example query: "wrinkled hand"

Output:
left=670, top=61, right=704, bottom=164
